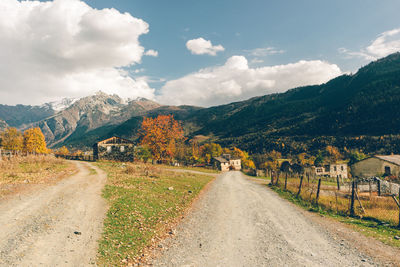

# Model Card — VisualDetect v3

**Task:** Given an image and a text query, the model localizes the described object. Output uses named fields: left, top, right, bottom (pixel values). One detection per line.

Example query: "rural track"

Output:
left=0, top=161, right=107, bottom=266
left=151, top=171, right=381, bottom=267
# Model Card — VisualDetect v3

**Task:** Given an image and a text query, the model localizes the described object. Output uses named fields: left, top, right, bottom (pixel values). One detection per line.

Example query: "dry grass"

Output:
left=278, top=177, right=400, bottom=226
left=0, top=155, right=76, bottom=197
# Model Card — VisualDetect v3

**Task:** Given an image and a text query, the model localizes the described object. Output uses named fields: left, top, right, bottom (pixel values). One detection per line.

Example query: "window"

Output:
left=341, top=166, right=344, bottom=171
left=120, top=146, right=125, bottom=152
left=333, top=166, right=337, bottom=172
left=385, top=166, right=391, bottom=175
left=106, top=146, right=112, bottom=153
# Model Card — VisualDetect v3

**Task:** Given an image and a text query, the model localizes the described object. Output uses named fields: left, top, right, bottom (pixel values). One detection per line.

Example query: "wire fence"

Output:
left=269, top=172, right=400, bottom=227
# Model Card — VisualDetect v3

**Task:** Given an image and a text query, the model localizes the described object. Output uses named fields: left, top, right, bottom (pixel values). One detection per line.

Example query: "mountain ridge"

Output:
left=1, top=52, right=400, bottom=153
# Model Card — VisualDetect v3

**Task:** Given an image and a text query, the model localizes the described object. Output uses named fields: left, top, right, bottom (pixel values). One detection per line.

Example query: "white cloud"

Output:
left=144, top=49, right=158, bottom=57
left=250, top=58, right=264, bottom=64
left=246, top=47, right=285, bottom=57
left=157, top=56, right=342, bottom=107
left=0, top=0, right=155, bottom=105
left=339, top=28, right=400, bottom=60
left=186, top=37, right=225, bottom=56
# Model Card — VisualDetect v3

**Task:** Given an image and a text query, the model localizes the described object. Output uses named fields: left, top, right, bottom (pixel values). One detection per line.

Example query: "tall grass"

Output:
left=274, top=176, right=400, bottom=226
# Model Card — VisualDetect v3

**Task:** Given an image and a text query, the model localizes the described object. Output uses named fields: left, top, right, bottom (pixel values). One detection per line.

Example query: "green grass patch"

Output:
left=96, top=162, right=214, bottom=266
left=268, top=184, right=400, bottom=248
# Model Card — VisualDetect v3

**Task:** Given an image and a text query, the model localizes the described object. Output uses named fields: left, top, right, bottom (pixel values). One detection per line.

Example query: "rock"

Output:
left=361, top=259, right=366, bottom=262
left=74, top=231, right=81, bottom=235
left=168, top=187, right=174, bottom=191
left=394, top=235, right=400, bottom=240
left=188, top=190, right=193, bottom=193
left=23, top=179, right=30, bottom=184
left=158, top=244, right=163, bottom=248
left=121, top=258, right=128, bottom=263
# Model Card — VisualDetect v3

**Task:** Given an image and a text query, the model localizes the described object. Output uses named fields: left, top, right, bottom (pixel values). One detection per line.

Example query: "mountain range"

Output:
left=1, top=52, right=400, bottom=154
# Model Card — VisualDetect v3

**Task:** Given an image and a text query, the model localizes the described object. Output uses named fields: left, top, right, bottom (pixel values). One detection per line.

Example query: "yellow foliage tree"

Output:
left=57, top=146, right=69, bottom=156
left=227, top=147, right=256, bottom=169
left=0, top=127, right=23, bottom=153
left=200, top=143, right=223, bottom=164
left=23, top=127, right=48, bottom=154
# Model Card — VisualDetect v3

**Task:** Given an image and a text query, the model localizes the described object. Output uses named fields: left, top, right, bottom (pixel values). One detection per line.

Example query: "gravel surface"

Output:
left=0, top=161, right=107, bottom=266
left=151, top=171, right=378, bottom=267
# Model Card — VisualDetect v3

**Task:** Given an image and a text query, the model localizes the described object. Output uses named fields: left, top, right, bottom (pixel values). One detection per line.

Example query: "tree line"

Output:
left=135, top=115, right=255, bottom=169
left=0, top=127, right=49, bottom=154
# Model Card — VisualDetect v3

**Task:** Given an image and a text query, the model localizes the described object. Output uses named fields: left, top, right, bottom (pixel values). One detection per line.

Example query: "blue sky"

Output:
left=88, top=0, right=400, bottom=76
left=1, top=0, right=400, bottom=106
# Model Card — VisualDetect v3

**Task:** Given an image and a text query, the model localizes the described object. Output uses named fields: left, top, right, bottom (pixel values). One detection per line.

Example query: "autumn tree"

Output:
left=23, top=127, right=48, bottom=154
left=0, top=127, right=23, bottom=154
left=136, top=145, right=152, bottom=162
left=139, top=115, right=185, bottom=162
left=262, top=150, right=282, bottom=170
left=200, top=143, right=223, bottom=164
left=57, top=146, right=69, bottom=156
left=325, top=145, right=342, bottom=163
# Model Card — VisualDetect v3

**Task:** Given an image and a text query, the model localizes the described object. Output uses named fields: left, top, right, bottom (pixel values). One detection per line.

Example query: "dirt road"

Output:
left=0, top=161, right=107, bottom=266
left=152, top=171, right=379, bottom=266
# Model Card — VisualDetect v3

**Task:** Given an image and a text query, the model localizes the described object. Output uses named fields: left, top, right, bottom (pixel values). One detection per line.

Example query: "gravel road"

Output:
left=152, top=171, right=379, bottom=267
left=0, top=161, right=107, bottom=266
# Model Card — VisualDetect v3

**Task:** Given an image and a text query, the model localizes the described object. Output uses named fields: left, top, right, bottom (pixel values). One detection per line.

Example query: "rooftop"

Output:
left=375, top=155, right=400, bottom=166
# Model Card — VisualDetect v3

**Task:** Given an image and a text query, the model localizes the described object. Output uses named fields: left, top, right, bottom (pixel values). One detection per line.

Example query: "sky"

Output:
left=1, top=0, right=400, bottom=106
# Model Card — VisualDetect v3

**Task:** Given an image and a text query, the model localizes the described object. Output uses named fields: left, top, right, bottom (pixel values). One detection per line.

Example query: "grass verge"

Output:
left=95, top=161, right=215, bottom=266
left=269, top=185, right=400, bottom=248
left=0, top=155, right=76, bottom=197
left=163, top=165, right=219, bottom=174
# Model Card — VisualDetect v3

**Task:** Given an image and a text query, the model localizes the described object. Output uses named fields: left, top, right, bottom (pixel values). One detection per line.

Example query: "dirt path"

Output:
left=0, top=161, right=107, bottom=266
left=151, top=171, right=381, bottom=266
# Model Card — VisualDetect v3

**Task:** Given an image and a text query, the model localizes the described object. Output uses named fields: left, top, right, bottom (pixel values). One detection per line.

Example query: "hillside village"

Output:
left=2, top=0, right=400, bottom=265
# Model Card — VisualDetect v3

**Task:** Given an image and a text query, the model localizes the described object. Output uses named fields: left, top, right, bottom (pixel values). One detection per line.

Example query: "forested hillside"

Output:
left=2, top=53, right=400, bottom=155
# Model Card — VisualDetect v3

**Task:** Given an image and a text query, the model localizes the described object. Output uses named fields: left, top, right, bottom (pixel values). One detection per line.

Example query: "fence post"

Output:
left=316, top=178, right=322, bottom=205
left=285, top=172, right=288, bottom=190
left=368, top=180, right=372, bottom=199
left=398, top=188, right=400, bottom=229
left=270, top=170, right=274, bottom=185
left=275, top=171, right=280, bottom=186
left=350, top=180, right=356, bottom=216
left=336, top=175, right=341, bottom=191
left=297, top=175, right=304, bottom=197
left=377, top=179, right=381, bottom=196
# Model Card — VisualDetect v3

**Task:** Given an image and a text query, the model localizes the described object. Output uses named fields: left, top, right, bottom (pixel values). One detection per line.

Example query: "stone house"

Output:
left=309, top=163, right=348, bottom=179
left=212, top=154, right=241, bottom=171
left=93, top=136, right=135, bottom=161
left=351, top=155, right=400, bottom=178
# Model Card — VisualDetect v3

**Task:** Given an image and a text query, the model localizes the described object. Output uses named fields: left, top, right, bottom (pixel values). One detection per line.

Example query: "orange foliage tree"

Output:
left=139, top=115, right=185, bottom=162
left=0, top=127, right=23, bottom=153
left=23, top=127, right=48, bottom=154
